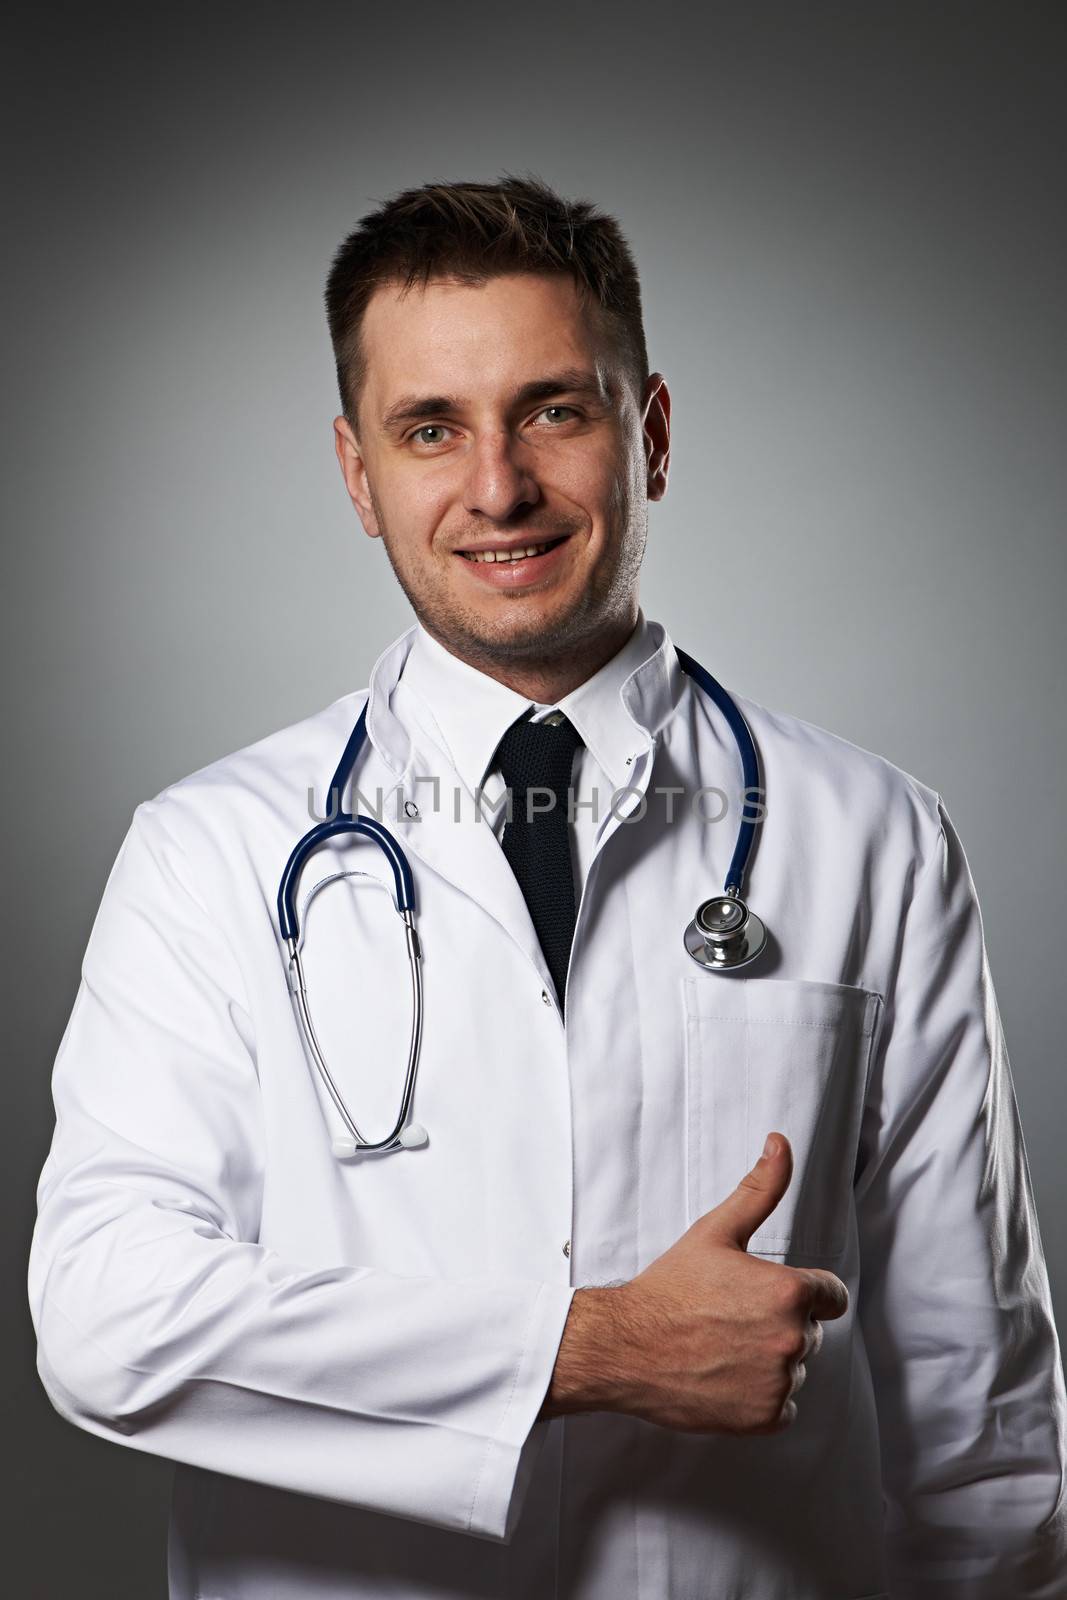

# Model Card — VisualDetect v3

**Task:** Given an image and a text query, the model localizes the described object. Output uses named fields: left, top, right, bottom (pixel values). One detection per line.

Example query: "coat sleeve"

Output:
left=854, top=794, right=1067, bottom=1597
left=26, top=799, right=575, bottom=1545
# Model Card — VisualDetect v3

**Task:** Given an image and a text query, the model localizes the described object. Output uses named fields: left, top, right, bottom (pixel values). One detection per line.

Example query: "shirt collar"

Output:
left=365, top=606, right=685, bottom=793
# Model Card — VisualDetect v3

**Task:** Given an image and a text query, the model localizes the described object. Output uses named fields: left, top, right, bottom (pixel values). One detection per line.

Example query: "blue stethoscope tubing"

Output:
left=277, top=649, right=766, bottom=1156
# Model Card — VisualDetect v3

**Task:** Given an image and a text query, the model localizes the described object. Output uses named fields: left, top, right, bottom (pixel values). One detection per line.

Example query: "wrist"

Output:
left=539, top=1283, right=638, bottom=1419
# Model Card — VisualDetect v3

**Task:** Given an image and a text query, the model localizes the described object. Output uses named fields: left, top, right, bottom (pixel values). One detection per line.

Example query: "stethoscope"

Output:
left=276, top=647, right=766, bottom=1158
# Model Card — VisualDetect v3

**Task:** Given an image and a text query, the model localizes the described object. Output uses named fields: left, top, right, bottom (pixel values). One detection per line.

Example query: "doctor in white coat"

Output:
left=28, top=175, right=1067, bottom=1599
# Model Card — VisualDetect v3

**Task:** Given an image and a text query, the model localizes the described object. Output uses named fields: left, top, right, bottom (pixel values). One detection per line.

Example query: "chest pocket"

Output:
left=683, top=976, right=882, bottom=1257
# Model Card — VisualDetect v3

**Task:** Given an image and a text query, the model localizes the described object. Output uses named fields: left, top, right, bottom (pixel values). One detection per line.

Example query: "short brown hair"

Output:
left=324, top=171, right=649, bottom=432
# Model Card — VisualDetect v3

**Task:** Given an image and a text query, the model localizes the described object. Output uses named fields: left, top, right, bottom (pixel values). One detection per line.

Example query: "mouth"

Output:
left=453, top=533, right=573, bottom=588
left=456, top=535, right=569, bottom=564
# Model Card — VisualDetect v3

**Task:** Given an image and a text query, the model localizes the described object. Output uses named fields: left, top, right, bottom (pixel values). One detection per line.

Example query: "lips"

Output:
left=453, top=532, right=573, bottom=586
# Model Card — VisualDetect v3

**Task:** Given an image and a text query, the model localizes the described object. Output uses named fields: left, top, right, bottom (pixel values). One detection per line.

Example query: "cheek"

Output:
left=552, top=439, right=621, bottom=511
left=379, top=470, right=450, bottom=538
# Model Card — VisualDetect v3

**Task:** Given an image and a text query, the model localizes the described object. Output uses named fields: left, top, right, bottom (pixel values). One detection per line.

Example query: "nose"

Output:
left=461, top=430, right=542, bottom=522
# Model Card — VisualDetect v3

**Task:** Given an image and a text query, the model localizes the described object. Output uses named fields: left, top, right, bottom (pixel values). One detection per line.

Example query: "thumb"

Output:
left=703, top=1133, right=793, bottom=1251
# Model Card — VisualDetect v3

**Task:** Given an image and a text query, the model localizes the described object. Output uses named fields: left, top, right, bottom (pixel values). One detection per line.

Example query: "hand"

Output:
left=606, top=1133, right=849, bottom=1435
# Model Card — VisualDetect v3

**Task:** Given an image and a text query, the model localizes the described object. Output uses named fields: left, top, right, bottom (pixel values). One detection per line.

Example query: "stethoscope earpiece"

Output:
left=331, top=1122, right=428, bottom=1159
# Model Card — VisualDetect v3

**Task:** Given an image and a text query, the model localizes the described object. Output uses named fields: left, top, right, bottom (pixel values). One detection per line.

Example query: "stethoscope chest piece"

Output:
left=684, top=893, right=767, bottom=972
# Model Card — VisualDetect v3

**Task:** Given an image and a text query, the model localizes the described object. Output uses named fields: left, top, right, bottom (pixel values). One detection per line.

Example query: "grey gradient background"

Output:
left=4, top=3, right=1065, bottom=1592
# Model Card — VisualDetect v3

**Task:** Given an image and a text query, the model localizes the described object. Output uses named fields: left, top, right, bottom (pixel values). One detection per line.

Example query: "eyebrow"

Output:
left=379, top=367, right=610, bottom=436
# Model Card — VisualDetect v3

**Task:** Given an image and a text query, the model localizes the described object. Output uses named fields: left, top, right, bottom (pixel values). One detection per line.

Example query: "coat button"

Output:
left=541, top=989, right=552, bottom=1006
left=562, top=1239, right=571, bottom=1258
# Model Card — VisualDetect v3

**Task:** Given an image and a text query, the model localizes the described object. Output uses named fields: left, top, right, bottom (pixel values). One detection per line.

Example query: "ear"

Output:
left=642, top=374, right=670, bottom=501
left=333, top=415, right=382, bottom=538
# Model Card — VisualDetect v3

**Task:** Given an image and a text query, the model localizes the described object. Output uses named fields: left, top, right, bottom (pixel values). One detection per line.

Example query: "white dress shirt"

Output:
left=395, top=610, right=660, bottom=918
left=28, top=612, right=1067, bottom=1599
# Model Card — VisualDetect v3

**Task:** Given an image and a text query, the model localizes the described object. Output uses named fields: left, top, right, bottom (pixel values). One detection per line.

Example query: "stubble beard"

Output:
left=377, top=515, right=647, bottom=677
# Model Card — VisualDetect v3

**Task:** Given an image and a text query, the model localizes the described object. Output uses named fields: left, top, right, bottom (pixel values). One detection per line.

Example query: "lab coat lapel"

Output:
left=390, top=744, right=563, bottom=996
left=355, top=625, right=560, bottom=995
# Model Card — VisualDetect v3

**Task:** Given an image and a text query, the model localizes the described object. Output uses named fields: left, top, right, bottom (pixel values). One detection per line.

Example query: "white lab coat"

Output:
left=28, top=616, right=1067, bottom=1599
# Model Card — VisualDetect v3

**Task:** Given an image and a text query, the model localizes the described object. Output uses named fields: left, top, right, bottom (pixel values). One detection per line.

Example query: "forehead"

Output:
left=360, top=272, right=616, bottom=406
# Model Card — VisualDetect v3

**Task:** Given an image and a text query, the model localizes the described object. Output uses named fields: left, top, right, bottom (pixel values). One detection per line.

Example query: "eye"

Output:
left=536, top=405, right=579, bottom=424
left=409, top=424, right=454, bottom=447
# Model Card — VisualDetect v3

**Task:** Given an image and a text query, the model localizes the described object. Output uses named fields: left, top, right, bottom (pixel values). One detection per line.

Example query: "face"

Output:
left=334, top=271, right=670, bottom=681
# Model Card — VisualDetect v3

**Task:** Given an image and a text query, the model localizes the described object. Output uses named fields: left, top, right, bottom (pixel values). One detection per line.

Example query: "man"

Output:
left=29, top=175, right=1066, bottom=1598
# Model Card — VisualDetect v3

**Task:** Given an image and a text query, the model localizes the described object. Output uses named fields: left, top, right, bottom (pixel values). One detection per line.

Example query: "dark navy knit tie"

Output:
left=492, top=708, right=584, bottom=1016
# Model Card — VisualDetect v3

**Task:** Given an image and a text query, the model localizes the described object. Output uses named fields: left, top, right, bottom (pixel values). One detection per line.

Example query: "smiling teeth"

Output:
left=463, top=542, right=553, bottom=563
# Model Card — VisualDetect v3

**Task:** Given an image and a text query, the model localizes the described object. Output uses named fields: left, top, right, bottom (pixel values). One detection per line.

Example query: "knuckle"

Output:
left=779, top=1275, right=809, bottom=1314
left=780, top=1330, right=808, bottom=1362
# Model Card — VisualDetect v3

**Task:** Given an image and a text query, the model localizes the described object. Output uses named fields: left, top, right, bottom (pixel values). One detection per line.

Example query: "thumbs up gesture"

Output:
left=622, top=1133, right=850, bottom=1433
left=544, top=1134, right=850, bottom=1434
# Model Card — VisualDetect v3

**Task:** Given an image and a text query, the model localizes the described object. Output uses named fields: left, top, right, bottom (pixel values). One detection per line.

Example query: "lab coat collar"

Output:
left=362, top=607, right=683, bottom=787
left=395, top=607, right=667, bottom=799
